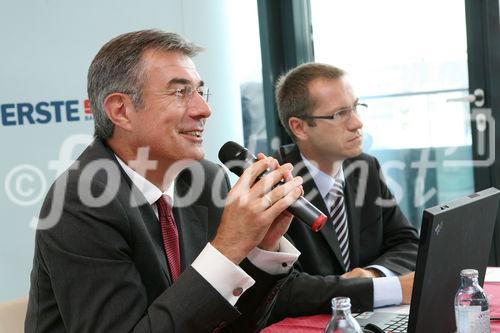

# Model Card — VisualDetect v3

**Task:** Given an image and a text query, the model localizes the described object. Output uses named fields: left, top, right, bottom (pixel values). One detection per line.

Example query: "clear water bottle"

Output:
left=454, top=269, right=490, bottom=333
left=324, top=297, right=363, bottom=333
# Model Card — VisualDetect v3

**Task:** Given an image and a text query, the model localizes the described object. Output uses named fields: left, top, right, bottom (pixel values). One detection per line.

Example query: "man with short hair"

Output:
left=271, top=63, right=419, bottom=317
left=25, top=30, right=304, bottom=332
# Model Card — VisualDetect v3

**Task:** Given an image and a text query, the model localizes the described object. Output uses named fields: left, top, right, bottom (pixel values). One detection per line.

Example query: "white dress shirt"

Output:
left=115, top=156, right=300, bottom=306
left=301, top=155, right=402, bottom=307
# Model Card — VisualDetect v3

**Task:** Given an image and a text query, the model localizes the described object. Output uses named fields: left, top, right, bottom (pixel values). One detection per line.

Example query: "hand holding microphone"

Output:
left=211, top=150, right=303, bottom=263
left=218, top=141, right=327, bottom=232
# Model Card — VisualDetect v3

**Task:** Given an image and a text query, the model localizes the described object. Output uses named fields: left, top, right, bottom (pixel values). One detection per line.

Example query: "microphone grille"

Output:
left=218, top=141, right=246, bottom=164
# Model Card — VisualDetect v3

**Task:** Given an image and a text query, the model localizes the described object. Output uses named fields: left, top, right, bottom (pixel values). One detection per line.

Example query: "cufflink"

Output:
left=232, top=287, right=243, bottom=296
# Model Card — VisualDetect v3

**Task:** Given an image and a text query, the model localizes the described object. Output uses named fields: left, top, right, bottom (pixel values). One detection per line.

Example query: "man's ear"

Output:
left=288, top=117, right=309, bottom=141
left=103, top=93, right=136, bottom=132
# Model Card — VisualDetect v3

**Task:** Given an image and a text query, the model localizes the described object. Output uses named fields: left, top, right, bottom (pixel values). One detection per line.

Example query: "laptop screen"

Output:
left=408, top=187, right=500, bottom=333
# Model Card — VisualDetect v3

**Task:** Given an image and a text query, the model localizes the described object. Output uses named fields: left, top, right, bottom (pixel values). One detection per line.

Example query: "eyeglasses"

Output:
left=299, top=103, right=367, bottom=122
left=165, top=85, right=211, bottom=106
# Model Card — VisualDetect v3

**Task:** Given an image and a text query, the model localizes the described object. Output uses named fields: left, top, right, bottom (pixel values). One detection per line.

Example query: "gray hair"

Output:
left=87, top=29, right=203, bottom=140
left=275, top=62, right=345, bottom=140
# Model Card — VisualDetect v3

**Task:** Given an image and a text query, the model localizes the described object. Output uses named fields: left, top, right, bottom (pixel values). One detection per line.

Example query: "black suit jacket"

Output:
left=270, top=144, right=419, bottom=319
left=25, top=139, right=288, bottom=333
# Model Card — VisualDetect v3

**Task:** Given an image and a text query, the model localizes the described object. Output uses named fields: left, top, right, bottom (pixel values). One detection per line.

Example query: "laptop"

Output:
left=355, top=187, right=500, bottom=333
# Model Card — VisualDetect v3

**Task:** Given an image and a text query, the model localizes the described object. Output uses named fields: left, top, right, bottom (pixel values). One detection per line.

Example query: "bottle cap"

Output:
left=331, top=297, right=351, bottom=310
left=460, top=269, right=479, bottom=278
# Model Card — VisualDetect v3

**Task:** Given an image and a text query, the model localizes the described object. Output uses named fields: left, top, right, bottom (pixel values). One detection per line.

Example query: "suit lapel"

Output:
left=343, top=158, right=362, bottom=268
left=283, top=144, right=347, bottom=271
left=173, top=176, right=209, bottom=272
left=97, top=140, right=174, bottom=284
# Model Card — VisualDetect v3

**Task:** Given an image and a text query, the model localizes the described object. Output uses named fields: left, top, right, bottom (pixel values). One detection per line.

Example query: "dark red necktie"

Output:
left=156, top=195, right=181, bottom=281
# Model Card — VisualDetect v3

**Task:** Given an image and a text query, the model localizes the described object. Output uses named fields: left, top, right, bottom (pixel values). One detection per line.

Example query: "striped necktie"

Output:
left=156, top=195, right=181, bottom=281
left=328, top=178, right=351, bottom=271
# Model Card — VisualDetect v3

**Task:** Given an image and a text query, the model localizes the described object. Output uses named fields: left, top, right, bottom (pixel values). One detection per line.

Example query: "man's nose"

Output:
left=348, top=111, right=363, bottom=130
left=188, top=92, right=212, bottom=119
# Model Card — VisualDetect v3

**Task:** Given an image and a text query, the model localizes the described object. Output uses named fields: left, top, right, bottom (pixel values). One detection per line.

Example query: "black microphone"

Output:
left=218, top=141, right=327, bottom=232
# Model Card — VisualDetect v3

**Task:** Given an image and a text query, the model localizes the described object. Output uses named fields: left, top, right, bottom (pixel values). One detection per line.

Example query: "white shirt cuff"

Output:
left=366, top=265, right=397, bottom=277
left=191, top=243, right=255, bottom=306
left=372, top=276, right=403, bottom=308
left=246, top=237, right=300, bottom=275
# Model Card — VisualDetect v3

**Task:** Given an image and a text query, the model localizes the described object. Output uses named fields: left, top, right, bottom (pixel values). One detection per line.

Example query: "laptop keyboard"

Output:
left=380, top=314, right=408, bottom=333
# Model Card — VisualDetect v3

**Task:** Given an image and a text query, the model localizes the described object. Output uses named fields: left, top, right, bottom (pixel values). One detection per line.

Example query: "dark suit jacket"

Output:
left=25, top=139, right=288, bottom=333
left=270, top=144, right=419, bottom=319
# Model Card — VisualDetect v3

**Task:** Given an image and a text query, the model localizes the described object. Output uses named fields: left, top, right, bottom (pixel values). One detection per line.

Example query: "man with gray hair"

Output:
left=270, top=62, right=419, bottom=318
left=25, top=30, right=304, bottom=332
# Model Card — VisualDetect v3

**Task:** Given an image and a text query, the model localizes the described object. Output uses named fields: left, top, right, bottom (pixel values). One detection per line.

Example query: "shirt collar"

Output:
left=115, top=154, right=174, bottom=205
left=300, top=153, right=344, bottom=200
